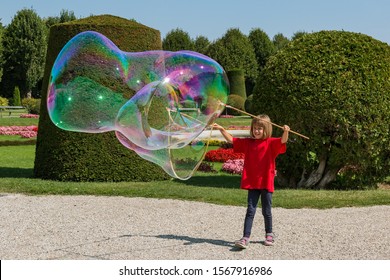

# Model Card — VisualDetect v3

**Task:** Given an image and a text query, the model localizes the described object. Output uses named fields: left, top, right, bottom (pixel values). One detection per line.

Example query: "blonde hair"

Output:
left=250, top=114, right=272, bottom=139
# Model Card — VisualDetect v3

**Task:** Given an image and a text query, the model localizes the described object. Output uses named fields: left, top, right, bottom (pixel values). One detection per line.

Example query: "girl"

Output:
left=212, top=115, right=290, bottom=248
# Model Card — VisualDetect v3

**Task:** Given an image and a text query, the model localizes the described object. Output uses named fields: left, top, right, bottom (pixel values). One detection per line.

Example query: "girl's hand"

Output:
left=211, top=123, right=233, bottom=143
left=281, top=125, right=290, bottom=144
left=211, top=123, right=224, bottom=131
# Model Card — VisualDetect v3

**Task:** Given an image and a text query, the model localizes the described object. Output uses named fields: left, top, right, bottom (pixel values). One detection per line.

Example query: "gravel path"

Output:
left=0, top=193, right=389, bottom=260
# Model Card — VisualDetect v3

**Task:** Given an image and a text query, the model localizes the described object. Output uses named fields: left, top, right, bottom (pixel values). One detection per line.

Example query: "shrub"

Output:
left=22, top=98, right=41, bottom=114
left=226, top=94, right=245, bottom=116
left=12, top=86, right=21, bottom=106
left=0, top=97, right=9, bottom=106
left=244, top=94, right=254, bottom=114
left=197, top=162, right=217, bottom=173
left=207, top=139, right=223, bottom=146
left=220, top=142, right=233, bottom=149
left=227, top=69, right=246, bottom=99
left=253, top=31, right=390, bottom=189
left=34, top=15, right=169, bottom=182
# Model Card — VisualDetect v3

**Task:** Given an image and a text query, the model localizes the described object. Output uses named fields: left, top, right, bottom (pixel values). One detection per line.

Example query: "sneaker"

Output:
left=234, top=237, right=249, bottom=249
left=264, top=233, right=274, bottom=246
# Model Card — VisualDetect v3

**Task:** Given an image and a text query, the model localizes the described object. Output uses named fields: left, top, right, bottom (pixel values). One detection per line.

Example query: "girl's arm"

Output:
left=281, top=125, right=290, bottom=144
left=211, top=123, right=233, bottom=143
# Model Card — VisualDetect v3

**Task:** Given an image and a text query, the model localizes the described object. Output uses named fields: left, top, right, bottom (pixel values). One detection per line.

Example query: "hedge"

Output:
left=34, top=15, right=170, bottom=182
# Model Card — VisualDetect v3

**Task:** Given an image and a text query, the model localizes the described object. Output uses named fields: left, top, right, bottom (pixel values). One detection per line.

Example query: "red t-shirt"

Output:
left=233, top=137, right=286, bottom=192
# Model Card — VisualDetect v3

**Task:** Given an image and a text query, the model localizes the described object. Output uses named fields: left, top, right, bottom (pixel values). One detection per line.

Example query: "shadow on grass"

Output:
left=177, top=174, right=241, bottom=189
left=0, top=167, right=34, bottom=178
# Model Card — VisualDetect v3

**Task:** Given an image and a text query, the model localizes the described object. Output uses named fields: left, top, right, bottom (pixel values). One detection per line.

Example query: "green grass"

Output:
left=0, top=108, right=29, bottom=118
left=1, top=145, right=390, bottom=209
left=0, top=117, right=39, bottom=126
left=215, top=116, right=251, bottom=127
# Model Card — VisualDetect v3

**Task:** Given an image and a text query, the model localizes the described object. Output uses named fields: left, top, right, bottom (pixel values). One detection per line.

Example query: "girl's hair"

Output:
left=250, top=114, right=272, bottom=139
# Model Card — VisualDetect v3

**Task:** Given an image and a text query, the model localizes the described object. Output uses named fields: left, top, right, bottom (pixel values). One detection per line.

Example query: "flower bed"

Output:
left=204, top=148, right=244, bottom=162
left=227, top=125, right=250, bottom=130
left=0, top=126, right=38, bottom=138
left=20, top=114, right=39, bottom=118
left=222, top=159, right=244, bottom=175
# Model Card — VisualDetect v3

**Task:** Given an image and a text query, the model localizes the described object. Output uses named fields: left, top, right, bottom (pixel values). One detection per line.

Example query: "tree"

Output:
left=193, top=35, right=210, bottom=54
left=162, top=28, right=194, bottom=51
left=44, top=9, right=77, bottom=28
left=291, top=30, right=308, bottom=41
left=253, top=31, right=390, bottom=189
left=0, top=21, right=4, bottom=83
left=12, top=86, right=21, bottom=106
left=272, top=33, right=290, bottom=51
left=1, top=9, right=47, bottom=98
left=248, top=28, right=276, bottom=71
left=206, top=28, right=258, bottom=82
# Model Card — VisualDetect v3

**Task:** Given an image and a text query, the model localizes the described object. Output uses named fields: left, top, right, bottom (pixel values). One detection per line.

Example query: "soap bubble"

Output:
left=47, top=31, right=228, bottom=179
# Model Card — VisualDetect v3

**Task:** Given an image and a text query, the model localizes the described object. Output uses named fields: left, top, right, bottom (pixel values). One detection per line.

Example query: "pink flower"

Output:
left=0, top=126, right=38, bottom=138
left=222, top=159, right=244, bottom=175
left=19, top=114, right=39, bottom=118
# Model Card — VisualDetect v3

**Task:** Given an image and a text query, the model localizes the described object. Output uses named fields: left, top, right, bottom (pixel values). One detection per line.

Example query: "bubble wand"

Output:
left=220, top=102, right=310, bottom=140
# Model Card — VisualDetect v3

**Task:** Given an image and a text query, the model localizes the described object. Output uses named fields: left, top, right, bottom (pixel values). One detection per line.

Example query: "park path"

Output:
left=0, top=193, right=389, bottom=260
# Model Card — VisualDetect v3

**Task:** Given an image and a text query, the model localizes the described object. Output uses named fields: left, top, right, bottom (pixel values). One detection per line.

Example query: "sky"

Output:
left=0, top=0, right=389, bottom=44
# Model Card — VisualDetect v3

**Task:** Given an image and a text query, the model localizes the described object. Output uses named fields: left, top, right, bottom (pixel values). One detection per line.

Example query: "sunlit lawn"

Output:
left=1, top=144, right=390, bottom=209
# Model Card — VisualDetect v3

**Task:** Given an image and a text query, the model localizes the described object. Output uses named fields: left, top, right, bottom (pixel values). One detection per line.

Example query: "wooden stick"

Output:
left=223, top=103, right=310, bottom=140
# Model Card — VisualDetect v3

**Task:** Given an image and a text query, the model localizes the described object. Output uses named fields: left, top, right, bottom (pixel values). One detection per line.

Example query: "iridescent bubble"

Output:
left=47, top=31, right=228, bottom=179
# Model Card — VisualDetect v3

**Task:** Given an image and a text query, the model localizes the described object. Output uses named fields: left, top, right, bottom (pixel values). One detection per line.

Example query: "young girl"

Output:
left=212, top=115, right=290, bottom=249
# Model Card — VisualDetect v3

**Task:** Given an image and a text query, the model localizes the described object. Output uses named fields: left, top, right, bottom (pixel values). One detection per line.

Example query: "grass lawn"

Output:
left=0, top=117, right=39, bottom=126
left=1, top=144, right=390, bottom=209
left=215, top=116, right=252, bottom=127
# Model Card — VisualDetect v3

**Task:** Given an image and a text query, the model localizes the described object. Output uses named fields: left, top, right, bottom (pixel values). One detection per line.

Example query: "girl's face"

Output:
left=252, top=125, right=264, bottom=139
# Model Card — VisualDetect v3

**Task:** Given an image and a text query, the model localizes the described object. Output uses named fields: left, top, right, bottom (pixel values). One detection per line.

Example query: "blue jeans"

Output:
left=243, top=189, right=273, bottom=238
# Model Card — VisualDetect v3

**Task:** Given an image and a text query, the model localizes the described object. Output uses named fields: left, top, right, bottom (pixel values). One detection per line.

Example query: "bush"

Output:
left=22, top=98, right=41, bottom=114
left=0, top=97, right=9, bottom=106
left=253, top=31, right=390, bottom=189
left=12, top=86, right=21, bottom=106
left=197, top=162, right=217, bottom=173
left=34, top=15, right=169, bottom=182
left=226, top=94, right=245, bottom=116
left=227, top=69, right=246, bottom=99
left=244, top=94, right=254, bottom=114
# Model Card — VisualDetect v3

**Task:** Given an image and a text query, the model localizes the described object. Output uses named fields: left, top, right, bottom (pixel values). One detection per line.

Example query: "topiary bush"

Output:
left=34, top=15, right=170, bottom=182
left=227, top=69, right=246, bottom=99
left=226, top=94, right=245, bottom=116
left=244, top=94, right=254, bottom=114
left=253, top=31, right=390, bottom=189
left=22, top=98, right=40, bottom=114
left=12, top=86, right=21, bottom=106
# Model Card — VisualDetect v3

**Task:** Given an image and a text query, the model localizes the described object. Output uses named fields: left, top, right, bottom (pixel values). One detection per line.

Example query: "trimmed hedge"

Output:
left=34, top=15, right=171, bottom=181
left=227, top=69, right=246, bottom=99
left=253, top=30, right=390, bottom=189
left=226, top=94, right=245, bottom=116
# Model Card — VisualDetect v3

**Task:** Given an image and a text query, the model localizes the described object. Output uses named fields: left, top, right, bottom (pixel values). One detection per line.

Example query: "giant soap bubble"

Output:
left=47, top=31, right=228, bottom=179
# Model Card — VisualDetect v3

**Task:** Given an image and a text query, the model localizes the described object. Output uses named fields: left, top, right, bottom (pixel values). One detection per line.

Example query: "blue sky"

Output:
left=1, top=0, right=389, bottom=44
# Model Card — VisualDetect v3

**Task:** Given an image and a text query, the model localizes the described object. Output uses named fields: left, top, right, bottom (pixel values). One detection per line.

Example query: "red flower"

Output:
left=205, top=148, right=244, bottom=162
